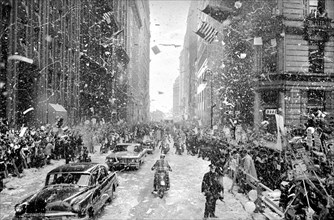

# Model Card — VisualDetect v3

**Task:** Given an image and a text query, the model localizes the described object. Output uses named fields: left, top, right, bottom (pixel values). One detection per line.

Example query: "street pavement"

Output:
left=0, top=144, right=268, bottom=220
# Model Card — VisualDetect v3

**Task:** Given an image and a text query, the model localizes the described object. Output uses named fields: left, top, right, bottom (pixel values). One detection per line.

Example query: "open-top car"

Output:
left=105, top=143, right=148, bottom=170
left=13, top=163, right=118, bottom=219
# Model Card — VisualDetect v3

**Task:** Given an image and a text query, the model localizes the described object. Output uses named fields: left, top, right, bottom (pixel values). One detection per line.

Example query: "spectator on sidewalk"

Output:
left=201, top=163, right=224, bottom=219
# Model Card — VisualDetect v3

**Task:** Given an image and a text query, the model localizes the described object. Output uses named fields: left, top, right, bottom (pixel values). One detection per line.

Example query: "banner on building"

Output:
left=195, top=21, right=218, bottom=44
left=275, top=114, right=285, bottom=151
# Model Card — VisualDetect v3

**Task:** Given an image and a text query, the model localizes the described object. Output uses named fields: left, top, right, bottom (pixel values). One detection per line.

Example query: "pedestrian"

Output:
left=44, top=139, right=54, bottom=164
left=201, top=163, right=224, bottom=219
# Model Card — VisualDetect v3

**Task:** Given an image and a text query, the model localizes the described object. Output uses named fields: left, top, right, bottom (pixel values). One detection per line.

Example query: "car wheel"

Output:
left=107, top=190, right=113, bottom=203
left=88, top=207, right=94, bottom=218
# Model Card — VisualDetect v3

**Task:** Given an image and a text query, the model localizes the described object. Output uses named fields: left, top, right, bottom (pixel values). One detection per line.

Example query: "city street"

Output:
left=1, top=144, right=266, bottom=220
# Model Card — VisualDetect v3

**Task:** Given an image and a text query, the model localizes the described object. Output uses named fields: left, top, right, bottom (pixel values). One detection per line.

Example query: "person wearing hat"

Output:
left=201, top=163, right=224, bottom=219
left=151, top=154, right=172, bottom=192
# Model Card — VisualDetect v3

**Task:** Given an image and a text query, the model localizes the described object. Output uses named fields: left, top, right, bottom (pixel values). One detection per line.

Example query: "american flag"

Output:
left=103, top=11, right=114, bottom=24
left=195, top=21, right=218, bottom=43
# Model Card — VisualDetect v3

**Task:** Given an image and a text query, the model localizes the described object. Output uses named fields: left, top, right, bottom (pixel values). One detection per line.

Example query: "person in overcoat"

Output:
left=201, top=163, right=224, bottom=219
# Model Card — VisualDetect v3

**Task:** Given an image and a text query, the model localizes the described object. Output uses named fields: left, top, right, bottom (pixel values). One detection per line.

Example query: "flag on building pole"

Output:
left=103, top=11, right=114, bottom=24
left=195, top=21, right=218, bottom=44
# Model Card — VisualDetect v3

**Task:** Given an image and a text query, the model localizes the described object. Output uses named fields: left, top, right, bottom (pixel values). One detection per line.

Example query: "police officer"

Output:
left=201, top=163, right=224, bottom=219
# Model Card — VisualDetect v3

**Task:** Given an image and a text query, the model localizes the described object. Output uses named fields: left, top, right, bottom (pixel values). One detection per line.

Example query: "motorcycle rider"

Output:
left=151, top=154, right=172, bottom=191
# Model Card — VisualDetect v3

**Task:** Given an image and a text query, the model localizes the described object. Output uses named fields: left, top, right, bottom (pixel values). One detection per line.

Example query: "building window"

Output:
left=307, top=90, right=325, bottom=113
left=309, top=42, right=325, bottom=73
left=261, top=90, right=279, bottom=106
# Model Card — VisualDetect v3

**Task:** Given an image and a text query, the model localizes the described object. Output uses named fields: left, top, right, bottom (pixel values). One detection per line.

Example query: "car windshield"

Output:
left=114, top=145, right=130, bottom=152
left=46, top=173, right=91, bottom=187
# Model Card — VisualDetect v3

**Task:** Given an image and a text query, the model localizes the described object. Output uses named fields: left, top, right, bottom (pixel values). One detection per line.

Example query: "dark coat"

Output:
left=201, top=171, right=223, bottom=197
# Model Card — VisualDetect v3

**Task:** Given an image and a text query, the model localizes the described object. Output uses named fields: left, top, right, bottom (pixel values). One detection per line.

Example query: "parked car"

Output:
left=13, top=163, right=118, bottom=219
left=105, top=143, right=148, bottom=170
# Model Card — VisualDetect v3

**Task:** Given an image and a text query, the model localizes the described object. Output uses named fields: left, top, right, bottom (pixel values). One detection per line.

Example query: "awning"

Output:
left=48, top=103, right=67, bottom=125
left=49, top=103, right=67, bottom=113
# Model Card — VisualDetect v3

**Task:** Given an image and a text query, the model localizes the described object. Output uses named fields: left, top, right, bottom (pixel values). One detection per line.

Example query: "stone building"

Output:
left=126, top=0, right=150, bottom=124
left=254, top=0, right=334, bottom=130
left=182, top=0, right=334, bottom=130
left=0, top=0, right=150, bottom=127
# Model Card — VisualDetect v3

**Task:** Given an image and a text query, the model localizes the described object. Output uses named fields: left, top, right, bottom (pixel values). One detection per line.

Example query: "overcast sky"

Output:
left=149, top=0, right=191, bottom=114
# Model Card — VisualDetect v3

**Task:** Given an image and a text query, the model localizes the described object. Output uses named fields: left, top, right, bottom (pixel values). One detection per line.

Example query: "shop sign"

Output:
left=265, top=109, right=277, bottom=115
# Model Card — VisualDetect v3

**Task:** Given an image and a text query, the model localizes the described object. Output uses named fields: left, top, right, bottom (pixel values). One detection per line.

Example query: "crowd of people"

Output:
left=1, top=112, right=334, bottom=219
left=0, top=119, right=87, bottom=185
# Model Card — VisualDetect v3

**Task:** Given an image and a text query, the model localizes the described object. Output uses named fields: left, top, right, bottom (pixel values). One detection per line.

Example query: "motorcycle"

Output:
left=152, top=170, right=172, bottom=199
left=161, top=143, right=170, bottom=155
left=174, top=143, right=182, bottom=155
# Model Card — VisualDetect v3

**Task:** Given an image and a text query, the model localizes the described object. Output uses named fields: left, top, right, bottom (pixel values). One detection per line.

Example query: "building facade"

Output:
left=1, top=0, right=150, bottom=128
left=80, top=0, right=127, bottom=123
left=126, top=0, right=150, bottom=124
left=183, top=0, right=334, bottom=130
left=178, top=0, right=200, bottom=123
left=254, top=0, right=334, bottom=131
left=1, top=0, right=82, bottom=127
left=172, top=76, right=181, bottom=121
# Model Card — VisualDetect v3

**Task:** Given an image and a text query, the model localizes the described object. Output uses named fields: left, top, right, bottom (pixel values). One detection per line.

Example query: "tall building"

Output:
left=127, top=0, right=150, bottom=124
left=179, top=0, right=200, bottom=122
left=1, top=0, right=81, bottom=127
left=80, top=0, right=128, bottom=123
left=173, top=76, right=181, bottom=121
left=254, top=0, right=334, bottom=130
left=184, top=0, right=334, bottom=130
left=0, top=0, right=150, bottom=128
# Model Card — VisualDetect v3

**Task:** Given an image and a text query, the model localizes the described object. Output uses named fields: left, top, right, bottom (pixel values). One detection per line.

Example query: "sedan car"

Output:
left=13, top=163, right=118, bottom=219
left=105, top=143, right=148, bottom=170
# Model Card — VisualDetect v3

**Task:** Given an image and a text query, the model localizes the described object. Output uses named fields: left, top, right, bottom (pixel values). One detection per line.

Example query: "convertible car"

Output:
left=13, top=163, right=118, bottom=219
left=105, top=143, right=148, bottom=170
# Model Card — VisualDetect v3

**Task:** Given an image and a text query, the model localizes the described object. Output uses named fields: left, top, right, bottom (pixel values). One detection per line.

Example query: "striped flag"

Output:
left=103, top=11, right=114, bottom=24
left=195, top=21, right=218, bottom=43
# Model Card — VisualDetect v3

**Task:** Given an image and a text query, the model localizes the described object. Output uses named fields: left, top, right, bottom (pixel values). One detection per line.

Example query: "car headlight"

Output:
left=15, top=203, right=26, bottom=214
left=72, top=204, right=80, bottom=212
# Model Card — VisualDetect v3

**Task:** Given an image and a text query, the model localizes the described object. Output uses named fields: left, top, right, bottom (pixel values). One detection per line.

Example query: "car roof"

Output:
left=48, top=163, right=99, bottom=174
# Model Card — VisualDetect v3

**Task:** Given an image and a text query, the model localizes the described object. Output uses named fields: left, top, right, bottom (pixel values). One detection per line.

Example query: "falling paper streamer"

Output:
left=238, top=53, right=247, bottom=59
left=151, top=45, right=161, bottom=55
left=8, top=55, right=33, bottom=64
left=253, top=37, right=263, bottom=45
left=23, top=107, right=34, bottom=115
left=234, top=1, right=242, bottom=9
left=19, top=127, right=28, bottom=137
